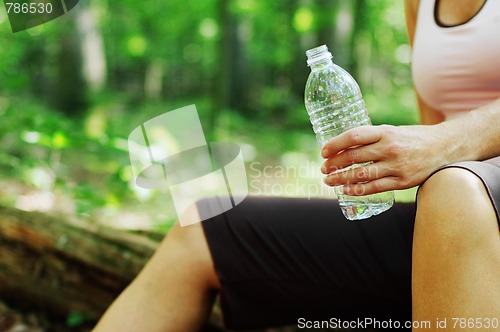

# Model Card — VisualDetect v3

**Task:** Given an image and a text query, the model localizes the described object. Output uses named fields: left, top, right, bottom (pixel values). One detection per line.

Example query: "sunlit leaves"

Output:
left=199, top=18, right=218, bottom=39
left=127, top=35, right=148, bottom=57
left=293, top=6, right=314, bottom=32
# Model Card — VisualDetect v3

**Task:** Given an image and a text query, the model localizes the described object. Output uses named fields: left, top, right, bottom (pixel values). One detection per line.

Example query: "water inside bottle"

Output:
left=338, top=198, right=395, bottom=220
left=335, top=183, right=394, bottom=220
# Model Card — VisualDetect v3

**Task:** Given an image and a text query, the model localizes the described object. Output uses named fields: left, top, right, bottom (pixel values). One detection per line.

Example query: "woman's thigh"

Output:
left=412, top=159, right=500, bottom=321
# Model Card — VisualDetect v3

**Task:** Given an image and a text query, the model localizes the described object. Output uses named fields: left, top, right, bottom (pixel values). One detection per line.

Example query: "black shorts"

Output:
left=200, top=158, right=500, bottom=331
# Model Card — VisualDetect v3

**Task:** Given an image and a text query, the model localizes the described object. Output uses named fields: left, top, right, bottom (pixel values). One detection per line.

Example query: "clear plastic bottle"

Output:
left=304, top=45, right=394, bottom=220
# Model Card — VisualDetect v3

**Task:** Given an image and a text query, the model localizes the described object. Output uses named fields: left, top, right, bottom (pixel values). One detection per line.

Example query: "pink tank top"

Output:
left=412, top=0, right=500, bottom=120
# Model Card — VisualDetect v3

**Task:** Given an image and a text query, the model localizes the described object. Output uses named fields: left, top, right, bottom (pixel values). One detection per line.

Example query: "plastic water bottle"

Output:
left=304, top=45, right=394, bottom=220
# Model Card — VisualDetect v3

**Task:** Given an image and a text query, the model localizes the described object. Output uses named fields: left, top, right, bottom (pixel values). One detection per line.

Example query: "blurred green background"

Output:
left=0, top=0, right=418, bottom=231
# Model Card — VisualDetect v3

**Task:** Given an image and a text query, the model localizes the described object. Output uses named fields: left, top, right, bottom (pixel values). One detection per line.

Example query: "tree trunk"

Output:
left=288, top=0, right=309, bottom=99
left=347, top=0, right=366, bottom=80
left=211, top=0, right=247, bottom=138
left=54, top=25, right=88, bottom=115
left=211, top=0, right=231, bottom=139
left=76, top=0, right=107, bottom=93
left=316, top=0, right=338, bottom=53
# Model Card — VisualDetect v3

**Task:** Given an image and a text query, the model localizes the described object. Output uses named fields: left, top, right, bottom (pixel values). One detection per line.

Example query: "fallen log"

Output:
left=0, top=205, right=159, bottom=321
left=0, top=205, right=227, bottom=330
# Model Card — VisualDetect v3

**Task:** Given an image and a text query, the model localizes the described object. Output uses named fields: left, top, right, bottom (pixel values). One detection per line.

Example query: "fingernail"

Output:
left=321, top=147, right=328, bottom=158
left=321, top=164, right=327, bottom=174
left=324, top=175, right=336, bottom=186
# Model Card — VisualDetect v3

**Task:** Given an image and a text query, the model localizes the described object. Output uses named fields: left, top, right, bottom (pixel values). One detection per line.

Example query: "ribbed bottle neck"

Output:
left=306, top=45, right=333, bottom=70
left=309, top=59, right=334, bottom=71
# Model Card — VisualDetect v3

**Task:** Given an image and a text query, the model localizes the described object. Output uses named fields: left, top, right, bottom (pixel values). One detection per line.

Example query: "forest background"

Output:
left=0, top=0, right=420, bottom=329
left=0, top=0, right=418, bottom=232
left=0, top=0, right=417, bottom=328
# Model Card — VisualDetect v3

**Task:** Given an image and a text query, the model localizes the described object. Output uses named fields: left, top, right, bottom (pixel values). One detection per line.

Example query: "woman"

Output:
left=93, top=0, right=500, bottom=330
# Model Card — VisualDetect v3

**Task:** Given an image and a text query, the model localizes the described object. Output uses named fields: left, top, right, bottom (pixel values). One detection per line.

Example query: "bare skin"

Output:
left=92, top=207, right=220, bottom=332
left=435, top=0, right=486, bottom=26
left=413, top=168, right=500, bottom=331
left=93, top=1, right=500, bottom=331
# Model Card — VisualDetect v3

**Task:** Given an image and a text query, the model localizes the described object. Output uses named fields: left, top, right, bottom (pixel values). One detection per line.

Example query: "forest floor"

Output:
left=0, top=299, right=94, bottom=332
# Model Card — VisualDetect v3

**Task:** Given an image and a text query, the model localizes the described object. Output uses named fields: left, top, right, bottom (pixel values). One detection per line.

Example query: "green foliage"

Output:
left=0, top=0, right=418, bottom=226
left=66, top=311, right=92, bottom=327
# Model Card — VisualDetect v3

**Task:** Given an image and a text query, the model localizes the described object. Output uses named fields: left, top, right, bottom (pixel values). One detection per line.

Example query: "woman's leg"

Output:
left=92, top=206, right=220, bottom=332
left=93, top=196, right=416, bottom=331
left=412, top=168, right=500, bottom=330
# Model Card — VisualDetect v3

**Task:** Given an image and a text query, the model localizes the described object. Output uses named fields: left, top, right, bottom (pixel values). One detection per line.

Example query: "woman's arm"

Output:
left=404, top=0, right=418, bottom=47
left=444, top=99, right=500, bottom=162
left=319, top=0, right=500, bottom=196
left=320, top=101, right=500, bottom=195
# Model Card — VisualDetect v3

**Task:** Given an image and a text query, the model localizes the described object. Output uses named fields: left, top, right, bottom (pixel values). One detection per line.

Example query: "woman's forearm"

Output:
left=321, top=98, right=500, bottom=195
left=439, top=98, right=500, bottom=163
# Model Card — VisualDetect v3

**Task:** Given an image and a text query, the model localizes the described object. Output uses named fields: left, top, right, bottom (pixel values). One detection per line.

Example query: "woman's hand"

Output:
left=320, top=124, right=458, bottom=195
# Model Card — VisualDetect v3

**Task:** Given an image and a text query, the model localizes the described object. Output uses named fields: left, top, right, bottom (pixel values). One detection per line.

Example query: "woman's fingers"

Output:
left=321, top=145, right=384, bottom=174
left=321, top=126, right=384, bottom=158
left=342, top=177, right=399, bottom=196
left=319, top=124, right=452, bottom=194
left=322, top=162, right=406, bottom=196
left=323, top=162, right=391, bottom=186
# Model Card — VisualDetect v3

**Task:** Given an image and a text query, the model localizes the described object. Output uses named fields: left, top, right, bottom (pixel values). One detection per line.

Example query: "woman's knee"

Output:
left=417, top=167, right=483, bottom=205
left=415, top=167, right=498, bottom=247
left=162, top=203, right=206, bottom=256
